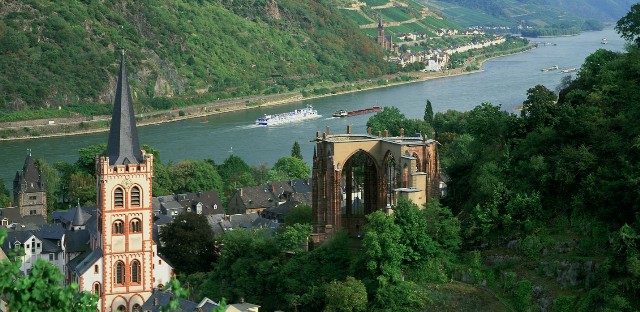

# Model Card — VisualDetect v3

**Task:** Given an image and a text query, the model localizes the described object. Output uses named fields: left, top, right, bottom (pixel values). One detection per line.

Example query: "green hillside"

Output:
left=423, top=0, right=621, bottom=34
left=0, top=0, right=388, bottom=112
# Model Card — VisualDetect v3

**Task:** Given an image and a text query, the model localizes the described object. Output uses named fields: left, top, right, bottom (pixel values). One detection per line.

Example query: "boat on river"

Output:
left=601, top=38, right=608, bottom=44
left=541, top=65, right=559, bottom=72
left=255, top=105, right=320, bottom=126
left=333, top=106, right=383, bottom=117
left=560, top=68, right=577, bottom=73
left=332, top=109, right=348, bottom=117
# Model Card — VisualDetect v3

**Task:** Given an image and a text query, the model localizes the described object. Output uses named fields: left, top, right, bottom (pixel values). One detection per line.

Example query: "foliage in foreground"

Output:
left=0, top=229, right=97, bottom=312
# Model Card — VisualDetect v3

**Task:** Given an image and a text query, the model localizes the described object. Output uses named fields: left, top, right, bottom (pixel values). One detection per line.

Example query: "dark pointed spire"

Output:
left=106, top=50, right=143, bottom=166
left=378, top=15, right=383, bottom=30
left=72, top=201, right=86, bottom=226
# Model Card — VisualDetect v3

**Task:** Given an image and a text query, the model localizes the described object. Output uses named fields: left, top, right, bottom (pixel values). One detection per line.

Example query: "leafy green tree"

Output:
left=34, top=158, right=61, bottom=210
left=284, top=203, right=313, bottom=225
left=68, top=171, right=96, bottom=206
left=168, top=160, right=223, bottom=194
left=158, top=213, right=216, bottom=274
left=0, top=229, right=98, bottom=311
left=0, top=178, right=11, bottom=207
left=324, top=277, right=368, bottom=312
left=424, top=99, right=434, bottom=125
left=361, top=211, right=405, bottom=286
left=291, top=141, right=303, bottom=160
left=367, top=107, right=406, bottom=136
left=76, top=144, right=106, bottom=175
left=275, top=223, right=312, bottom=254
left=270, top=156, right=311, bottom=181
left=218, top=155, right=256, bottom=198
left=520, top=84, right=558, bottom=130
left=616, top=3, right=640, bottom=46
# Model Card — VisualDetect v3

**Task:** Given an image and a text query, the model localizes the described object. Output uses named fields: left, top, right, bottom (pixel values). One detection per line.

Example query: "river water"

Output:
left=0, top=28, right=627, bottom=186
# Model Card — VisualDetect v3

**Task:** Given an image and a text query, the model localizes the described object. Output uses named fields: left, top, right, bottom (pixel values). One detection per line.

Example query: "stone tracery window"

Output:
left=115, top=261, right=125, bottom=285
left=131, top=259, right=141, bottom=284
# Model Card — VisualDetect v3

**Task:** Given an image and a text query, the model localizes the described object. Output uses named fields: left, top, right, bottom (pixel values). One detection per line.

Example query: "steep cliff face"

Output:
left=0, top=0, right=386, bottom=110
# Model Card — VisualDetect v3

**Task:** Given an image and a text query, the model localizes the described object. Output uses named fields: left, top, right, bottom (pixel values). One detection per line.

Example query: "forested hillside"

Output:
left=0, top=0, right=387, bottom=112
left=426, top=0, right=633, bottom=34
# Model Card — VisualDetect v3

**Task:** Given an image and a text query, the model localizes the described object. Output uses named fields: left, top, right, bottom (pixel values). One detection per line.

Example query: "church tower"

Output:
left=96, top=51, right=158, bottom=312
left=377, top=15, right=385, bottom=47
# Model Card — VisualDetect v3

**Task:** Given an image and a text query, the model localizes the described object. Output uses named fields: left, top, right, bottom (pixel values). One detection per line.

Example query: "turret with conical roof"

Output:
left=13, top=151, right=47, bottom=218
left=106, top=50, right=143, bottom=166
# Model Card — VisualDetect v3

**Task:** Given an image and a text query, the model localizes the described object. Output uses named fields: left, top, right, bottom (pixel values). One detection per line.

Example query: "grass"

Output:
left=379, top=7, right=413, bottom=23
left=338, top=9, right=373, bottom=25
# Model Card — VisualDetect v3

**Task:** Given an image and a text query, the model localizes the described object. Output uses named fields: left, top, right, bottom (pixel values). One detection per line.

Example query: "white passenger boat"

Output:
left=255, top=105, right=320, bottom=126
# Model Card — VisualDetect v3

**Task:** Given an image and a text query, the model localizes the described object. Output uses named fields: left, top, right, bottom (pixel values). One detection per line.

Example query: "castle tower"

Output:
left=96, top=51, right=158, bottom=312
left=13, top=151, right=47, bottom=218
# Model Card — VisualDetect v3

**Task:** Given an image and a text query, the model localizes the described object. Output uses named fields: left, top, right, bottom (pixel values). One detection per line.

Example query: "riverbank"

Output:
left=0, top=44, right=536, bottom=141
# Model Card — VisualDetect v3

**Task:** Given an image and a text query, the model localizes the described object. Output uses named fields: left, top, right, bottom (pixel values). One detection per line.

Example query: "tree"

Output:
left=275, top=223, right=312, bottom=254
left=520, top=85, right=558, bottom=130
left=291, top=141, right=303, bottom=160
left=0, top=229, right=98, bottom=311
left=616, top=3, right=640, bottom=46
left=271, top=156, right=311, bottom=180
left=361, top=211, right=405, bottom=285
left=76, top=144, right=106, bottom=175
left=324, top=277, right=368, bottom=312
left=168, top=160, right=223, bottom=194
left=284, top=203, right=313, bottom=225
left=159, top=213, right=216, bottom=274
left=0, top=178, right=11, bottom=207
left=423, top=99, right=434, bottom=125
left=367, top=106, right=406, bottom=136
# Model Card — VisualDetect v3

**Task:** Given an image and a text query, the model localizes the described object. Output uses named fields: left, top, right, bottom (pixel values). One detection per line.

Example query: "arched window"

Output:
left=117, top=305, right=126, bottom=311
left=131, top=260, right=141, bottom=284
left=113, top=220, right=124, bottom=234
left=114, top=187, right=124, bottom=207
left=132, top=304, right=141, bottom=312
left=130, top=218, right=141, bottom=233
left=131, top=186, right=141, bottom=206
left=115, top=261, right=125, bottom=285
left=93, top=282, right=101, bottom=295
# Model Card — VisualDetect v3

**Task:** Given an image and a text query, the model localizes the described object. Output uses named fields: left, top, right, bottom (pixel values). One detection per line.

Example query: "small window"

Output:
left=131, top=260, right=141, bottom=284
left=113, top=220, right=124, bottom=234
left=49, top=254, right=54, bottom=261
left=132, top=303, right=141, bottom=312
left=130, top=218, right=141, bottom=233
left=29, top=195, right=37, bottom=200
left=131, top=186, right=141, bottom=206
left=115, top=261, right=125, bottom=285
left=94, top=264, right=99, bottom=274
left=93, top=282, right=101, bottom=295
left=117, top=305, right=126, bottom=311
left=114, top=187, right=124, bottom=207
left=54, top=253, right=58, bottom=260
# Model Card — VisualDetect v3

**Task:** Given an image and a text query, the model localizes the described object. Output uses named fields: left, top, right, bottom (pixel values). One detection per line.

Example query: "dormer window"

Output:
left=131, top=186, right=141, bottom=206
left=114, top=187, right=124, bottom=207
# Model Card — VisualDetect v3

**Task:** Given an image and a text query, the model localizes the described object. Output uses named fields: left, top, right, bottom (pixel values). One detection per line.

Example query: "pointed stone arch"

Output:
left=311, top=127, right=441, bottom=243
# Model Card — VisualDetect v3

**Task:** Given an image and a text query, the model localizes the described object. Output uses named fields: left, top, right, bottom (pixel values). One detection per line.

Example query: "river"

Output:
left=0, top=28, right=627, bottom=187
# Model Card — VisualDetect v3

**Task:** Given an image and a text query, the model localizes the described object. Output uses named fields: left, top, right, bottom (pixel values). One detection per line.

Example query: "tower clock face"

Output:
left=122, top=177, right=133, bottom=189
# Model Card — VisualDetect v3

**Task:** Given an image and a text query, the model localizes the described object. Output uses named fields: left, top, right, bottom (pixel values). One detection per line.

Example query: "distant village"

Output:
left=376, top=18, right=508, bottom=70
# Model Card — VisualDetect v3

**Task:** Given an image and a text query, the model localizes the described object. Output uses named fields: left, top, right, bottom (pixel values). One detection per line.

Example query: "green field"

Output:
left=379, top=7, right=414, bottom=23
left=339, top=9, right=374, bottom=25
left=363, top=0, right=389, bottom=7
left=420, top=16, right=461, bottom=30
left=422, top=1, right=514, bottom=27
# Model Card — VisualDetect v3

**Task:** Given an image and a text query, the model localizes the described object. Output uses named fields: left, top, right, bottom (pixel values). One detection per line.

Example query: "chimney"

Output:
left=154, top=298, right=158, bottom=306
left=325, top=126, right=330, bottom=135
left=240, top=188, right=243, bottom=197
left=316, top=131, right=320, bottom=138
left=400, top=128, right=404, bottom=137
left=368, top=127, right=372, bottom=135
left=346, top=125, right=352, bottom=134
left=384, top=130, right=389, bottom=137
left=377, top=131, right=381, bottom=137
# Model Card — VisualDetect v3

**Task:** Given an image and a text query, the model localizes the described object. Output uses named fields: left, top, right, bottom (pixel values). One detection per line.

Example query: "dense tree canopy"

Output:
left=158, top=213, right=217, bottom=274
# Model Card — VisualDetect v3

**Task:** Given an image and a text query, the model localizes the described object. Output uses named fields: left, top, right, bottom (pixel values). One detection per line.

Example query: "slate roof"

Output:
left=261, top=200, right=303, bottom=223
left=141, top=290, right=203, bottom=312
left=1, top=230, right=35, bottom=254
left=34, top=224, right=65, bottom=253
left=106, top=51, right=143, bottom=166
left=13, top=154, right=45, bottom=193
left=64, top=229, right=90, bottom=253
left=67, top=249, right=102, bottom=275
left=176, top=191, right=224, bottom=215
